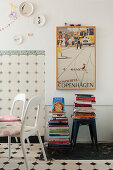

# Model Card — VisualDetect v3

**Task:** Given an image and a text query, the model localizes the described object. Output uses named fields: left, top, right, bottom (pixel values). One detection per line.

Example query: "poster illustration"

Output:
left=56, top=26, right=96, bottom=90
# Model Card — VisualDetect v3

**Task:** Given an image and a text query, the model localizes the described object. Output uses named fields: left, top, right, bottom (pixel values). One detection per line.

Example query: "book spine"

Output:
left=49, top=138, right=70, bottom=141
left=49, top=134, right=69, bottom=136
left=50, top=118, right=68, bottom=121
left=49, top=130, right=69, bottom=133
left=49, top=135, right=70, bottom=137
left=49, top=131, right=69, bottom=134
left=73, top=112, right=95, bottom=115
left=49, top=115, right=67, bottom=118
left=49, top=127, right=69, bottom=130
left=76, top=97, right=95, bottom=101
left=48, top=121, right=60, bottom=123
left=73, top=114, right=96, bottom=117
left=74, top=107, right=93, bottom=109
left=49, top=141, right=70, bottom=144
left=49, top=121, right=68, bottom=124
left=76, top=101, right=96, bottom=104
left=75, top=94, right=94, bottom=97
left=72, top=115, right=96, bottom=118
left=51, top=113, right=66, bottom=115
left=74, top=103, right=92, bottom=107
left=72, top=117, right=95, bottom=120
left=49, top=125, right=68, bottom=127
left=74, top=109, right=95, bottom=112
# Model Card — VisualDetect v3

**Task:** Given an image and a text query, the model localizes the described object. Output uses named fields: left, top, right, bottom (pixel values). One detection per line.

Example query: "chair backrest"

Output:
left=22, top=96, right=41, bottom=129
left=10, top=94, right=26, bottom=121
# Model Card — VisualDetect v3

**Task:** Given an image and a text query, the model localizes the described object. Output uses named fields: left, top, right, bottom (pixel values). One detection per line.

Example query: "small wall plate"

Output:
left=13, top=35, right=23, bottom=45
left=19, top=1, right=34, bottom=17
left=36, top=14, right=46, bottom=27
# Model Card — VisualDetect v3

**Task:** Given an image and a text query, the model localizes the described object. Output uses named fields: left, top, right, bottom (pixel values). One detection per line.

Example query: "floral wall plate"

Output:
left=13, top=35, right=23, bottom=45
left=36, top=15, right=46, bottom=27
left=19, top=2, right=34, bottom=17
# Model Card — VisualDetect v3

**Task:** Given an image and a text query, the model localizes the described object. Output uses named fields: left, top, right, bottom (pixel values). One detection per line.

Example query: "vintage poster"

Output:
left=56, top=26, right=96, bottom=90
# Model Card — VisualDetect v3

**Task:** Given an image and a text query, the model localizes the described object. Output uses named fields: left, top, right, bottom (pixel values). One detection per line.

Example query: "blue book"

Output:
left=48, top=121, right=60, bottom=123
left=52, top=97, right=65, bottom=112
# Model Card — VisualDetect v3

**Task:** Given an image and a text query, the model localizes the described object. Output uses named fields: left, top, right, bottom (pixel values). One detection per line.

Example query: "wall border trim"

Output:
left=0, top=50, right=45, bottom=56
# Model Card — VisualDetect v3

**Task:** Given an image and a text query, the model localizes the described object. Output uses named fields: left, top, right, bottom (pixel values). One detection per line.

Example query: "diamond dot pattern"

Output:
left=91, top=162, right=96, bottom=165
left=0, top=51, right=45, bottom=135
left=105, top=162, right=111, bottom=165
left=0, top=143, right=113, bottom=170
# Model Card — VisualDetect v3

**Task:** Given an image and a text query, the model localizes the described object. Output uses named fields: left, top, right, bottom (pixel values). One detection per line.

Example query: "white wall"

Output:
left=0, top=0, right=113, bottom=105
left=42, top=0, right=113, bottom=106
left=0, top=0, right=113, bottom=141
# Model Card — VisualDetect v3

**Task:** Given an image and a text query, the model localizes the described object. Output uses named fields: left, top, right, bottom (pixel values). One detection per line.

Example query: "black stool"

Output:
left=71, top=118, right=98, bottom=150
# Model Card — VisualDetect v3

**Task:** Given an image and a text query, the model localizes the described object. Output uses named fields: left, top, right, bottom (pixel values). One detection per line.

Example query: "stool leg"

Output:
left=72, top=121, right=79, bottom=148
left=89, top=124, right=94, bottom=144
left=71, top=121, right=74, bottom=143
left=92, top=120, right=98, bottom=151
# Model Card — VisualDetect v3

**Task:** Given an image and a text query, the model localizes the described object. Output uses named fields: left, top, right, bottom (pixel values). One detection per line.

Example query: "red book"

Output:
left=76, top=96, right=95, bottom=101
left=72, top=115, right=95, bottom=118
left=74, top=112, right=95, bottom=115
left=75, top=103, right=92, bottom=107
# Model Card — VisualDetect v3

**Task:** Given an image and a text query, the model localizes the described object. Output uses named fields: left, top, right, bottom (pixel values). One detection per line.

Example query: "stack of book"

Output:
left=72, top=94, right=96, bottom=119
left=48, top=97, right=71, bottom=149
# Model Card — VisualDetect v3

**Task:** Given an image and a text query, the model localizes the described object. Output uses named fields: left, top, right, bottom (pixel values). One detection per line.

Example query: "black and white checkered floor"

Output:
left=0, top=143, right=113, bottom=170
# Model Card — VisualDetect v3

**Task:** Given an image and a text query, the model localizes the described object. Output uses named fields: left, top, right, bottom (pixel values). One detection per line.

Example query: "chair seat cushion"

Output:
left=0, top=121, right=22, bottom=136
left=0, top=122, right=34, bottom=137
left=0, top=115, right=21, bottom=122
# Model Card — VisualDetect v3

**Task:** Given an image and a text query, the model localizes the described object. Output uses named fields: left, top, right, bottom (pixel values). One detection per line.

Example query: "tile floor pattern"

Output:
left=0, top=144, right=113, bottom=170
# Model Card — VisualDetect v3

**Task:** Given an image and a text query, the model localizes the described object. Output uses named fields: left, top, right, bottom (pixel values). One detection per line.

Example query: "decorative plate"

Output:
left=13, top=35, right=23, bottom=45
left=19, top=2, right=34, bottom=17
left=36, top=14, right=46, bottom=27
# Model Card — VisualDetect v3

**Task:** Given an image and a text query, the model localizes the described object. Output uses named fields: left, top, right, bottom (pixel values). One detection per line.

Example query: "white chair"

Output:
left=0, top=96, right=47, bottom=170
left=0, top=93, right=26, bottom=158
left=9, top=93, right=26, bottom=157
left=10, top=93, right=26, bottom=122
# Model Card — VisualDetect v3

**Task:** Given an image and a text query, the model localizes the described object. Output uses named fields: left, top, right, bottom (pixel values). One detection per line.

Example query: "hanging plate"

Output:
left=13, top=35, right=23, bottom=45
left=36, top=14, right=46, bottom=27
left=19, top=2, right=34, bottom=17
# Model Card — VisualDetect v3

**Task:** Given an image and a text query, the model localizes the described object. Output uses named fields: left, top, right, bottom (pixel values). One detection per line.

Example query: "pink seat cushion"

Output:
left=0, top=115, right=21, bottom=122
left=0, top=122, right=33, bottom=137
left=0, top=121, right=21, bottom=136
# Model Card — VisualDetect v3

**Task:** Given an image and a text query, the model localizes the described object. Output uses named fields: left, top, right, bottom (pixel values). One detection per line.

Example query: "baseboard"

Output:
left=0, top=136, right=44, bottom=143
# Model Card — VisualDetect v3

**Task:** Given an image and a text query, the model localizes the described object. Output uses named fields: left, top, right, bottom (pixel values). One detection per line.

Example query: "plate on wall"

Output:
left=13, top=35, right=23, bottom=45
left=19, top=1, right=34, bottom=17
left=36, top=14, right=46, bottom=27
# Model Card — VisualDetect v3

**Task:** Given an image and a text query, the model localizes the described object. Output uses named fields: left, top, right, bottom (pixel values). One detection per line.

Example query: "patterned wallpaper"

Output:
left=0, top=50, right=45, bottom=135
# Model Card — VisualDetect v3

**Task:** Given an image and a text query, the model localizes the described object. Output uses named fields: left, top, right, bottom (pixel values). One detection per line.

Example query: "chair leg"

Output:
left=26, top=137, right=31, bottom=150
left=15, top=137, right=18, bottom=143
left=8, top=136, right=11, bottom=158
left=20, top=138, right=30, bottom=170
left=37, top=131, right=47, bottom=161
